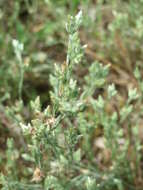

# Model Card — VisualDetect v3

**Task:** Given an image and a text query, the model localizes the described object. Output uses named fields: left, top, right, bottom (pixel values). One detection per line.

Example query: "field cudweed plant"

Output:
left=0, top=7, right=143, bottom=190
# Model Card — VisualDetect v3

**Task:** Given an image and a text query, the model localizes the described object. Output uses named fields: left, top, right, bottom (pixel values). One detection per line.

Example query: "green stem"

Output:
left=19, top=58, right=24, bottom=100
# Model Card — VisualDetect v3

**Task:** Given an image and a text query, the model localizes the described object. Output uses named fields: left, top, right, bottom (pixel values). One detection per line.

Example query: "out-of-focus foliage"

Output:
left=1, top=1, right=143, bottom=190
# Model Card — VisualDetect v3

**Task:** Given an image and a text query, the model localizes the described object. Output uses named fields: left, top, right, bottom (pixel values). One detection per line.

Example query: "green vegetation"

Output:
left=1, top=1, right=143, bottom=189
